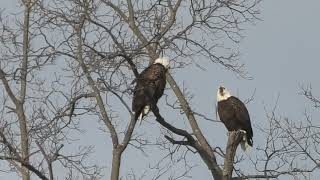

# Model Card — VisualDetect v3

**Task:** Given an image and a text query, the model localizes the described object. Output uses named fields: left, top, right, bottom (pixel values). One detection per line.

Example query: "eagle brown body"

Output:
left=132, top=62, right=167, bottom=121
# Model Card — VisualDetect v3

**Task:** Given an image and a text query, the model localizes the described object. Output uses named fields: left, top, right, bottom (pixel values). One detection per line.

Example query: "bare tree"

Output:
left=0, top=0, right=34, bottom=179
left=0, top=0, right=102, bottom=179
left=1, top=0, right=319, bottom=180
left=249, top=94, right=320, bottom=180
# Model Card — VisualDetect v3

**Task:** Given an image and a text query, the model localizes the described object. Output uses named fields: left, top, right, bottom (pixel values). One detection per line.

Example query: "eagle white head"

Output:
left=217, top=86, right=231, bottom=101
left=154, top=57, right=170, bottom=69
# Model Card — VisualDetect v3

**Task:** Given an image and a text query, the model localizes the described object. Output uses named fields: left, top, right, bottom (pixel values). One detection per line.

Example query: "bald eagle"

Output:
left=132, top=57, right=169, bottom=122
left=217, top=86, right=253, bottom=151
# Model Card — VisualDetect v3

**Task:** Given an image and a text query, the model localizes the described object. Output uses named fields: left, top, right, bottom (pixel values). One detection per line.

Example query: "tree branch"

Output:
left=223, top=131, right=245, bottom=180
left=74, top=17, right=119, bottom=147
left=0, top=69, right=19, bottom=105
left=150, top=103, right=223, bottom=179
left=85, top=17, right=140, bottom=78
left=35, top=141, right=54, bottom=180
left=164, top=135, right=191, bottom=146
left=0, top=129, right=48, bottom=180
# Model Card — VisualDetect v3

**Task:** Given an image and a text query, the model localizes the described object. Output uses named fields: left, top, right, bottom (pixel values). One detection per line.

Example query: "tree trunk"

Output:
left=19, top=1, right=31, bottom=179
left=223, top=131, right=244, bottom=180
left=17, top=103, right=30, bottom=180
left=110, top=150, right=121, bottom=180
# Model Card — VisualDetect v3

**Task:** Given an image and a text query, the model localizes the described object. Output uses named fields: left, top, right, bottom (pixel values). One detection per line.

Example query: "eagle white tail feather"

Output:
left=138, top=113, right=143, bottom=123
left=240, top=139, right=251, bottom=152
left=137, top=105, right=150, bottom=125
left=239, top=130, right=250, bottom=152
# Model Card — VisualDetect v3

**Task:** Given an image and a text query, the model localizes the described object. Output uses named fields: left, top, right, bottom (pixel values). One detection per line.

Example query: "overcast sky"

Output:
left=1, top=0, right=320, bottom=179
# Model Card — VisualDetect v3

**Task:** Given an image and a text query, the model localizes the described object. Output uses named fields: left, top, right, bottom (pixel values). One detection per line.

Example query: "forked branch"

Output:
left=223, top=131, right=245, bottom=180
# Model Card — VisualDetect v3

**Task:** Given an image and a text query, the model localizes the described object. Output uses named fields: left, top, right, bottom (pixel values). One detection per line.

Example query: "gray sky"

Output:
left=1, top=0, right=320, bottom=179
